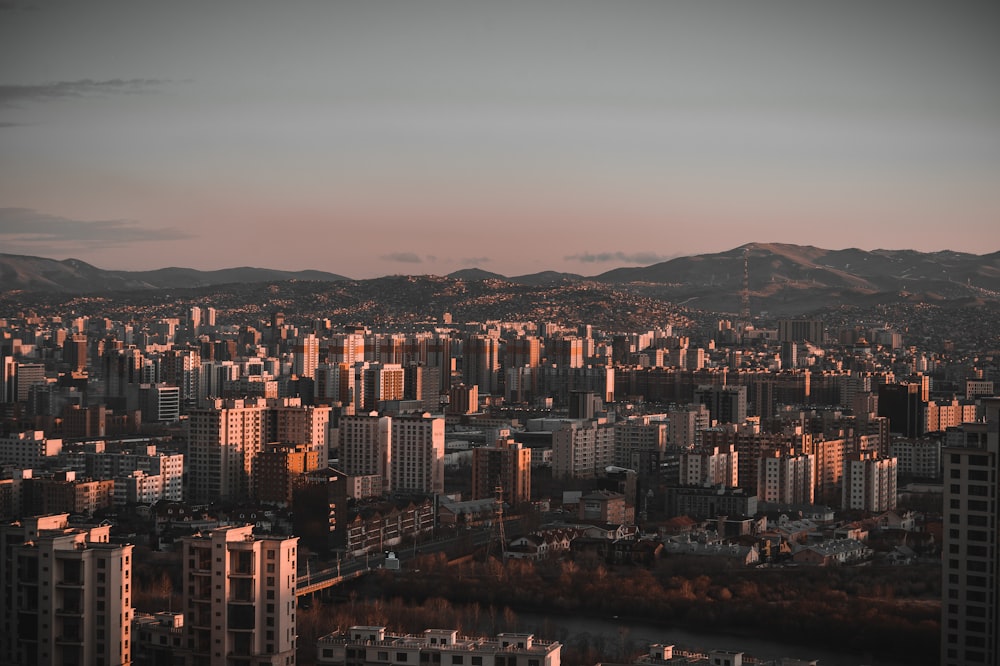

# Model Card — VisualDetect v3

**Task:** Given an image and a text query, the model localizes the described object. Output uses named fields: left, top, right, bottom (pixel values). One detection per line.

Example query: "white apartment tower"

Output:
left=842, top=452, right=897, bottom=512
left=758, top=451, right=815, bottom=505
left=188, top=398, right=267, bottom=502
left=552, top=420, right=616, bottom=480
left=0, top=514, right=133, bottom=666
left=390, top=414, right=445, bottom=495
left=940, top=397, right=1000, bottom=666
left=182, top=525, right=298, bottom=666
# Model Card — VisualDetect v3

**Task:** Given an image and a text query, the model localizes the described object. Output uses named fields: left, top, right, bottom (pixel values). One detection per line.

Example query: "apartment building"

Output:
left=0, top=514, right=133, bottom=666
left=187, top=398, right=267, bottom=502
left=182, top=525, right=298, bottom=666
left=940, top=397, right=1000, bottom=666
left=552, top=419, right=615, bottom=480
left=389, top=413, right=445, bottom=495
left=842, top=453, right=897, bottom=512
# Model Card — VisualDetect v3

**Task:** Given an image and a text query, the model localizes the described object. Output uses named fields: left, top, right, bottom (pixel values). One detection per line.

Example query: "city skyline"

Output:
left=2, top=1, right=999, bottom=278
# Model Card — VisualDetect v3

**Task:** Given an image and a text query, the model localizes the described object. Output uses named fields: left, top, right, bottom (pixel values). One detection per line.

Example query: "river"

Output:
left=512, top=612, right=914, bottom=666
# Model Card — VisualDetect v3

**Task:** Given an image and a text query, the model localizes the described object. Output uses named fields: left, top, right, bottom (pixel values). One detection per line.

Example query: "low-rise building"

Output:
left=317, top=626, right=561, bottom=666
left=791, top=539, right=871, bottom=566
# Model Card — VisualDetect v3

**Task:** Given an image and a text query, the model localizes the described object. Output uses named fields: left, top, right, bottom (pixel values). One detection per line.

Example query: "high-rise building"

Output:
left=254, top=442, right=316, bottom=506
left=471, top=431, right=532, bottom=507
left=64, top=333, right=88, bottom=373
left=803, top=436, right=845, bottom=505
left=182, top=525, right=298, bottom=666
left=15, top=362, right=46, bottom=403
left=680, top=445, right=739, bottom=488
left=878, top=382, right=926, bottom=437
left=552, top=420, right=616, bottom=480
left=462, top=334, right=500, bottom=395
left=293, top=333, right=321, bottom=380
left=940, top=397, right=1000, bottom=666
left=403, top=363, right=441, bottom=413
left=327, top=333, right=366, bottom=366
left=777, top=318, right=824, bottom=343
left=447, top=384, right=478, bottom=415
left=694, top=385, right=748, bottom=425
left=0, top=514, right=133, bottom=666
left=339, top=413, right=391, bottom=493
left=1, top=355, right=16, bottom=403
left=842, top=452, right=897, bottom=512
left=389, top=413, right=445, bottom=495
left=613, top=416, right=667, bottom=474
left=267, top=398, right=332, bottom=470
left=757, top=451, right=815, bottom=505
left=187, top=398, right=267, bottom=503
left=547, top=337, right=583, bottom=368
left=359, top=363, right=404, bottom=411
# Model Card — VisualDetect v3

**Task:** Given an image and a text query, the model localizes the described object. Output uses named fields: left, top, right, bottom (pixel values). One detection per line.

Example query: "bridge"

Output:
left=296, top=555, right=382, bottom=597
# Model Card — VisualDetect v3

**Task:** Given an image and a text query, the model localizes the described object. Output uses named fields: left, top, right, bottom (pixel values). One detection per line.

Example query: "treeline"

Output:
left=362, top=554, right=940, bottom=665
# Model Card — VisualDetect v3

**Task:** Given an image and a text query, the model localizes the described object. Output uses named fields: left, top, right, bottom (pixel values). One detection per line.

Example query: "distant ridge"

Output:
left=1, top=246, right=998, bottom=316
left=446, top=268, right=505, bottom=281
left=0, top=253, right=348, bottom=293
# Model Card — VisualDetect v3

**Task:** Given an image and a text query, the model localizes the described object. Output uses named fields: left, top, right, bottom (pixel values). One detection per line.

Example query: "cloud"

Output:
left=461, top=256, right=490, bottom=265
left=0, top=79, right=169, bottom=107
left=0, top=208, right=193, bottom=254
left=565, top=251, right=676, bottom=265
left=381, top=252, right=423, bottom=263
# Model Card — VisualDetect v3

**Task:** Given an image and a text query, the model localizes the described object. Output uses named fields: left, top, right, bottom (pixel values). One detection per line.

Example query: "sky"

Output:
left=1, top=1, right=998, bottom=279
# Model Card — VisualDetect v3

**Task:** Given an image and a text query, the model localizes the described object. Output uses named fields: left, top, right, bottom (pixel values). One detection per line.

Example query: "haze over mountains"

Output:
left=2, top=243, right=999, bottom=317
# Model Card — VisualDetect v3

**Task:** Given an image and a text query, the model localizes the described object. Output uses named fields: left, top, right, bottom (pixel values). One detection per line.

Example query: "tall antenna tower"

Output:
left=485, top=482, right=507, bottom=562
left=739, top=247, right=751, bottom=331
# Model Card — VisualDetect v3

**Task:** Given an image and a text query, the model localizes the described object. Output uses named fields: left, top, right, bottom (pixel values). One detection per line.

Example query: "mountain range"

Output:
left=2, top=243, right=999, bottom=316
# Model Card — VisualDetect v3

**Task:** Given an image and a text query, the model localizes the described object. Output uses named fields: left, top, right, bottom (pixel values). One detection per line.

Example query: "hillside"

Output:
left=2, top=244, right=999, bottom=317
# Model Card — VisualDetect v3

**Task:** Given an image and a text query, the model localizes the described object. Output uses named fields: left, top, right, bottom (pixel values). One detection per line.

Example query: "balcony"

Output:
left=55, top=606, right=84, bottom=616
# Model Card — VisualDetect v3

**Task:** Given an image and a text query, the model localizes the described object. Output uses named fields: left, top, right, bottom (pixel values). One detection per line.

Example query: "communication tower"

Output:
left=485, top=482, right=507, bottom=561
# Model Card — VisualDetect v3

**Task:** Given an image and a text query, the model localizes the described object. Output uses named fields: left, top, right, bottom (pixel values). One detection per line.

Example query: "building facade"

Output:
left=182, top=525, right=298, bottom=666
left=940, top=398, right=1000, bottom=666
left=0, top=514, right=133, bottom=666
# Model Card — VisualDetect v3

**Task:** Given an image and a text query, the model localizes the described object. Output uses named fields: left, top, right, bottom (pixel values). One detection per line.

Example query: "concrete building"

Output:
left=0, top=430, right=62, bottom=468
left=266, top=398, right=331, bottom=470
left=317, top=626, right=561, bottom=666
left=293, top=333, right=320, bottom=380
left=890, top=437, right=941, bottom=479
left=24, top=471, right=115, bottom=517
left=471, top=431, right=532, bottom=507
left=680, top=445, right=739, bottom=488
left=182, top=525, right=298, bottom=666
left=254, top=442, right=317, bottom=506
left=389, top=413, right=445, bottom=495
left=0, top=514, right=133, bottom=666
left=187, top=398, right=267, bottom=503
left=613, top=416, right=667, bottom=475
left=552, top=420, right=615, bottom=480
left=578, top=490, right=632, bottom=525
left=664, top=486, right=757, bottom=520
left=940, top=397, right=1000, bottom=666
left=694, top=385, right=748, bottom=425
left=463, top=334, right=501, bottom=395
left=842, top=452, right=897, bottom=512
left=339, top=413, right=392, bottom=494
left=757, top=452, right=815, bottom=506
